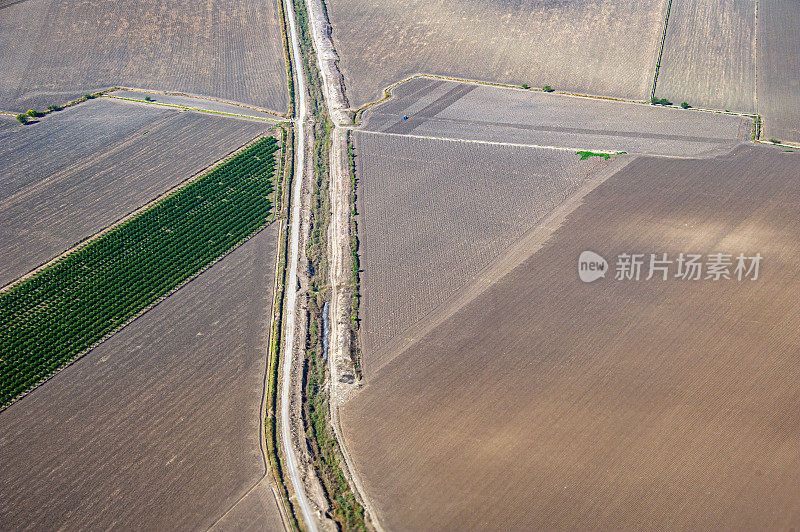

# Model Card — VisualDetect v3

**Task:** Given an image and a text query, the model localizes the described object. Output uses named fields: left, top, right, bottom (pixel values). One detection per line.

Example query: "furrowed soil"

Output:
left=361, top=78, right=752, bottom=156
left=0, top=98, right=270, bottom=286
left=757, top=0, right=800, bottom=144
left=327, top=0, right=669, bottom=106
left=0, top=225, right=283, bottom=530
left=0, top=0, right=288, bottom=112
left=655, top=0, right=757, bottom=114
left=354, top=131, right=618, bottom=375
left=341, top=144, right=800, bottom=529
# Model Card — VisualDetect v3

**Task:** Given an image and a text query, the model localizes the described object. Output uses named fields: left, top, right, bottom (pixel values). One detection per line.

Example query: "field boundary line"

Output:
left=102, top=94, right=289, bottom=123
left=651, top=0, right=674, bottom=99
left=356, top=129, right=629, bottom=154
left=1, top=88, right=115, bottom=119
left=111, top=86, right=289, bottom=118
left=753, top=0, right=760, bottom=119
left=364, top=155, right=638, bottom=379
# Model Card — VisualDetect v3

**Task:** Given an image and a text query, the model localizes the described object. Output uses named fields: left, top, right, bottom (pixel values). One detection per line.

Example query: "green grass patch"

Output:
left=0, top=137, right=280, bottom=408
left=576, top=150, right=611, bottom=160
left=650, top=96, right=672, bottom=106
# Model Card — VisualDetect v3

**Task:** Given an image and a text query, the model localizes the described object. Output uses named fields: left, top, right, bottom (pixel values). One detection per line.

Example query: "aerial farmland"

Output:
left=0, top=226, right=283, bottom=529
left=342, top=145, right=800, bottom=529
left=0, top=0, right=288, bottom=113
left=327, top=0, right=669, bottom=105
left=655, top=0, right=800, bottom=144
left=0, top=98, right=271, bottom=286
left=1, top=0, right=799, bottom=529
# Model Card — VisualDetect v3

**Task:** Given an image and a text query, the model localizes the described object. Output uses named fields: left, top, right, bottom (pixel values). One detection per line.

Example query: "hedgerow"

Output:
left=0, top=137, right=280, bottom=408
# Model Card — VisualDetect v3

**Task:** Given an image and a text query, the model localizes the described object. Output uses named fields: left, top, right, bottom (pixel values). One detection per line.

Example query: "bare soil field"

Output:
left=342, top=144, right=800, bottom=529
left=757, top=0, right=800, bottom=144
left=0, top=97, right=270, bottom=286
left=0, top=225, right=283, bottom=530
left=0, top=0, right=288, bottom=113
left=108, top=90, right=284, bottom=120
left=327, top=0, right=669, bottom=106
left=353, top=131, right=619, bottom=375
left=360, top=78, right=753, bottom=156
left=655, top=0, right=757, bottom=114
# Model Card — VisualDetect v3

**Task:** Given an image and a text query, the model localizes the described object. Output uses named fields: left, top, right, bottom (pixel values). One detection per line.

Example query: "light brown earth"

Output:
left=655, top=0, right=757, bottom=114
left=342, top=144, right=800, bottom=529
left=0, top=0, right=288, bottom=112
left=0, top=225, right=284, bottom=530
left=757, top=0, right=800, bottom=143
left=326, top=0, right=669, bottom=106
left=0, top=97, right=270, bottom=286
left=360, top=78, right=753, bottom=156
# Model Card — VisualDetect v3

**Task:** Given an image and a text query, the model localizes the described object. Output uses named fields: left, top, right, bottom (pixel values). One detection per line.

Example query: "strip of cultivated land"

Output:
left=0, top=137, right=280, bottom=407
left=353, top=131, right=622, bottom=375
left=342, top=144, right=800, bottom=529
left=107, top=90, right=286, bottom=121
left=0, top=98, right=271, bottom=287
left=326, top=0, right=669, bottom=106
left=756, top=0, right=800, bottom=144
left=0, top=225, right=283, bottom=530
left=0, top=0, right=288, bottom=112
left=655, top=0, right=757, bottom=114
left=360, top=78, right=753, bottom=156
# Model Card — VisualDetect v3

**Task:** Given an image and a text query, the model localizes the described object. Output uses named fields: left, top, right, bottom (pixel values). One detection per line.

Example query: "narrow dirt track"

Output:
left=280, top=0, right=318, bottom=529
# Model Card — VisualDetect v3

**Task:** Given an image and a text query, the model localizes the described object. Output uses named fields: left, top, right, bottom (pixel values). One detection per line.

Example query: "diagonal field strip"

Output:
left=383, top=83, right=475, bottom=134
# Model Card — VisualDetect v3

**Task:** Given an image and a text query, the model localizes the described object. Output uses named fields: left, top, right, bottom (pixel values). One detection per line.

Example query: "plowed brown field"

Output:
left=0, top=225, right=282, bottom=530
left=342, top=144, right=800, bottom=529
left=0, top=0, right=288, bottom=112
left=0, top=98, right=270, bottom=286
left=327, top=0, right=669, bottom=106
left=354, top=131, right=622, bottom=374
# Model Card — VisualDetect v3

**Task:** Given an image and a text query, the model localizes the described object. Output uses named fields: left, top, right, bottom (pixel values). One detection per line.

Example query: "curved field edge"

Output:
left=0, top=135, right=282, bottom=408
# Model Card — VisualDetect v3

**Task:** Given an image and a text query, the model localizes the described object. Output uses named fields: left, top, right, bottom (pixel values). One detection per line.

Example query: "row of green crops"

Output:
left=0, top=136, right=280, bottom=408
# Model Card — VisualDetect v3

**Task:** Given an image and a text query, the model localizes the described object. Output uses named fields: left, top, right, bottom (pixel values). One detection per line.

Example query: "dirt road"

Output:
left=280, top=0, right=317, bottom=529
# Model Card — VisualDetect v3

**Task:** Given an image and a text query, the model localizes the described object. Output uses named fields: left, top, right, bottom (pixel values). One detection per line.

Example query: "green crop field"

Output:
left=0, top=136, right=280, bottom=408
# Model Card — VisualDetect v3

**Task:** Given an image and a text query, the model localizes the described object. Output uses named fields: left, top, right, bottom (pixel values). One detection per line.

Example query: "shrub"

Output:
left=542, top=85, right=554, bottom=92
left=576, top=150, right=611, bottom=160
left=769, top=138, right=781, bottom=144
left=681, top=101, right=691, bottom=109
left=144, top=96, right=153, bottom=101
left=84, top=93, right=95, bottom=99
left=47, top=105, right=61, bottom=112
left=26, top=109, right=43, bottom=117
left=650, top=96, right=672, bottom=106
left=521, top=83, right=530, bottom=90
left=16, top=114, right=28, bottom=124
